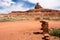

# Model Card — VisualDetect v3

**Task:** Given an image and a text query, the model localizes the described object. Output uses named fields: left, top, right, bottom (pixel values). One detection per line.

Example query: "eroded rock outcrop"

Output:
left=35, top=3, right=42, bottom=9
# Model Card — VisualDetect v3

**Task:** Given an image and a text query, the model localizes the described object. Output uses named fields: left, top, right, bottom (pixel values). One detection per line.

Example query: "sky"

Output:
left=0, top=0, right=60, bottom=14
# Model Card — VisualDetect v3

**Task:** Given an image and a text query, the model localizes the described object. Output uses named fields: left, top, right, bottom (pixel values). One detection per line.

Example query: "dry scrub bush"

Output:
left=35, top=17, right=40, bottom=20
left=49, top=28, right=60, bottom=38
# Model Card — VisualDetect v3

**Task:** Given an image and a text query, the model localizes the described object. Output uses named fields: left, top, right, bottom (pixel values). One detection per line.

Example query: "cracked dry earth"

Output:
left=0, top=20, right=60, bottom=40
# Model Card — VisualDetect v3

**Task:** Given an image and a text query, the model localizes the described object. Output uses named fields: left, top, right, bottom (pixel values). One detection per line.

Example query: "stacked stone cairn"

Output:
left=40, top=21, right=50, bottom=40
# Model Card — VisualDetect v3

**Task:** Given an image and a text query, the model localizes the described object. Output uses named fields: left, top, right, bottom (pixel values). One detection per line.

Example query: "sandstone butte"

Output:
left=0, top=3, right=60, bottom=17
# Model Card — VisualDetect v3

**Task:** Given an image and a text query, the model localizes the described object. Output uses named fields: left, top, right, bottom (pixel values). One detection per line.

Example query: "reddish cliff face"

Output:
left=0, top=3, right=60, bottom=17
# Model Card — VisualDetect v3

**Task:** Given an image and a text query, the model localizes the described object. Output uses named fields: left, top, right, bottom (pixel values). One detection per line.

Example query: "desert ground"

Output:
left=0, top=20, right=60, bottom=40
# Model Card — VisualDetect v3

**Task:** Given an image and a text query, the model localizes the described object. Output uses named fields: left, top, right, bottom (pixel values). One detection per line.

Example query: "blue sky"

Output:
left=0, top=0, right=60, bottom=14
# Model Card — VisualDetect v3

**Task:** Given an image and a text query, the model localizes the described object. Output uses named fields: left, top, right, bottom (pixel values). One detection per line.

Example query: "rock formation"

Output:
left=0, top=3, right=60, bottom=17
left=35, top=3, right=42, bottom=9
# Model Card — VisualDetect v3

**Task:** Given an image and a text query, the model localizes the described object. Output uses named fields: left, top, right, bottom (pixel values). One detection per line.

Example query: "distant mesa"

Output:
left=0, top=3, right=60, bottom=17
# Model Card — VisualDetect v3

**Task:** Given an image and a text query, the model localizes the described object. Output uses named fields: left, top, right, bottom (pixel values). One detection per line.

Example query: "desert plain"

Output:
left=0, top=20, right=60, bottom=40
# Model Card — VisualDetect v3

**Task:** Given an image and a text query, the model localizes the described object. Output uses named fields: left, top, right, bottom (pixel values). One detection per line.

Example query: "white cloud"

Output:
left=0, top=0, right=30, bottom=14
left=10, top=3, right=29, bottom=11
left=0, top=0, right=15, bottom=7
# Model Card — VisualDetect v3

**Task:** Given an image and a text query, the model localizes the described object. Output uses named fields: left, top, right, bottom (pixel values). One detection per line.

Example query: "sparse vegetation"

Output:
left=0, top=17, right=34, bottom=22
left=50, top=17, right=60, bottom=20
left=49, top=28, right=60, bottom=38
left=43, top=17, right=60, bottom=20
left=43, top=17, right=50, bottom=20
left=0, top=16, right=60, bottom=22
left=35, top=17, right=40, bottom=20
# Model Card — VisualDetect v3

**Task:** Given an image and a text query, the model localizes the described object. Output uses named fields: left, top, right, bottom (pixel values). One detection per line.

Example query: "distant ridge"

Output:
left=0, top=3, right=60, bottom=17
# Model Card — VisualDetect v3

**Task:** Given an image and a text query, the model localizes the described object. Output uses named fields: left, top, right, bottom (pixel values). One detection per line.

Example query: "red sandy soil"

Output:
left=0, top=20, right=60, bottom=40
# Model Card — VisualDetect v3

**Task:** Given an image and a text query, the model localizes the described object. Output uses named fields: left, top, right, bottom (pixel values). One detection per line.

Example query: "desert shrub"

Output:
left=49, top=28, right=60, bottom=37
left=50, top=17, right=60, bottom=20
left=43, top=17, right=50, bottom=20
left=0, top=17, right=10, bottom=22
left=0, top=19, right=7, bottom=22
left=0, top=17, right=16, bottom=22
left=35, top=17, right=40, bottom=20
